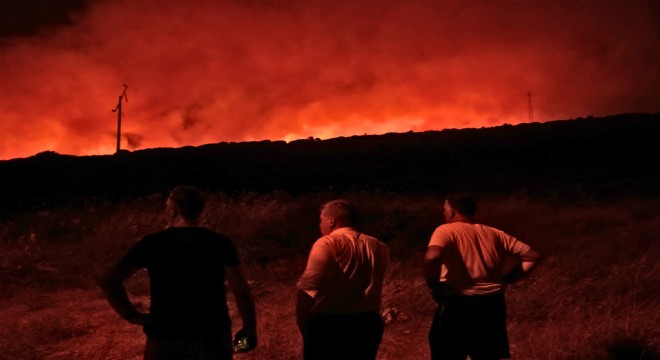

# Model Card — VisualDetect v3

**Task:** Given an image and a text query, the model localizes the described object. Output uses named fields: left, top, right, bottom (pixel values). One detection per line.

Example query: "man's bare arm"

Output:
left=424, top=245, right=452, bottom=302
left=423, top=245, right=442, bottom=286
left=99, top=261, right=148, bottom=325
left=225, top=265, right=257, bottom=346
left=505, top=249, right=542, bottom=284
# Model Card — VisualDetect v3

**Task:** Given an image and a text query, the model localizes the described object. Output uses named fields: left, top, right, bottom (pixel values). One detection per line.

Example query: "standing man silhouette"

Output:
left=297, top=199, right=390, bottom=360
left=101, top=185, right=257, bottom=359
left=424, top=194, right=541, bottom=360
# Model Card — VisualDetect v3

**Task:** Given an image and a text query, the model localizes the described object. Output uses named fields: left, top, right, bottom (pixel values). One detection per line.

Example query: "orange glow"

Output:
left=1, top=0, right=659, bottom=160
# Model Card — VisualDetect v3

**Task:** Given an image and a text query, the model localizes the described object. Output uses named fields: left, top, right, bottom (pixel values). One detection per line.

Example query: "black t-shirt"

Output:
left=121, top=226, right=240, bottom=338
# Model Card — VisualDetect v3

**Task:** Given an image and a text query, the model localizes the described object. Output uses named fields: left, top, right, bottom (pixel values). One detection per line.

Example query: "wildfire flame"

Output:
left=1, top=0, right=658, bottom=160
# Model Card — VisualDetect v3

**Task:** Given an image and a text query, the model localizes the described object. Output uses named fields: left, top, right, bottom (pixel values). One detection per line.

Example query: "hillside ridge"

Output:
left=2, top=112, right=659, bottom=215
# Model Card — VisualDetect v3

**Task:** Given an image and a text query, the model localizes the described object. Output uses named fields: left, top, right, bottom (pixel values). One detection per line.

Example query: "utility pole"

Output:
left=527, top=90, right=534, bottom=123
left=112, top=84, right=128, bottom=154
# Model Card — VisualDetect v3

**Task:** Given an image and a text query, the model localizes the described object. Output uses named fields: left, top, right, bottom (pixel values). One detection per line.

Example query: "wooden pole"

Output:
left=112, top=84, right=128, bottom=154
left=527, top=90, right=534, bottom=123
left=116, top=96, right=122, bottom=153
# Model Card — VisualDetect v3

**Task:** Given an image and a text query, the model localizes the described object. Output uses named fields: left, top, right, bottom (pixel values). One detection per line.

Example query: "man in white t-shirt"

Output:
left=297, top=199, right=390, bottom=360
left=424, top=194, right=541, bottom=360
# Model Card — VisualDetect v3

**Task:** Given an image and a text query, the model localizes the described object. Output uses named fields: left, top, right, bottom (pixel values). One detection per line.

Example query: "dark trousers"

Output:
left=429, top=293, right=510, bottom=360
left=144, top=332, right=233, bottom=360
left=304, top=311, right=384, bottom=360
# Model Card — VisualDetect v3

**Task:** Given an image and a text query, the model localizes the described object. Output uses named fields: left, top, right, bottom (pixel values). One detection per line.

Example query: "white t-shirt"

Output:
left=429, top=222, right=538, bottom=295
left=298, top=227, right=390, bottom=314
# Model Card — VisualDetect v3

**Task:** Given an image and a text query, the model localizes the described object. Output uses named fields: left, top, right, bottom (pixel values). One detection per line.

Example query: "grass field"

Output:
left=1, top=190, right=658, bottom=359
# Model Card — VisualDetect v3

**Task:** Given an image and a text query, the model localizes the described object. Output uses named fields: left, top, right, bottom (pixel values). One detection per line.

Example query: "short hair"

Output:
left=447, top=193, right=477, bottom=217
left=168, top=185, right=205, bottom=220
left=321, top=199, right=357, bottom=225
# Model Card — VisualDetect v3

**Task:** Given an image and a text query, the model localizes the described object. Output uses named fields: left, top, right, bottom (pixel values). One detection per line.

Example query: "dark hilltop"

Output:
left=1, top=112, right=659, bottom=216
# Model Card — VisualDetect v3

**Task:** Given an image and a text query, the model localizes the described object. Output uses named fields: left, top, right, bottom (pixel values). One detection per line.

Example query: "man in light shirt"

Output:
left=424, top=194, right=541, bottom=360
left=297, top=199, right=390, bottom=360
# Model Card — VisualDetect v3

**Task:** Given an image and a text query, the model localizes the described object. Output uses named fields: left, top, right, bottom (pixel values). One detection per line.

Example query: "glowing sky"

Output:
left=1, top=0, right=658, bottom=160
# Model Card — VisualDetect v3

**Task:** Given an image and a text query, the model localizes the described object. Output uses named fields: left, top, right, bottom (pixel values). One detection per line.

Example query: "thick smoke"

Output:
left=1, top=0, right=658, bottom=159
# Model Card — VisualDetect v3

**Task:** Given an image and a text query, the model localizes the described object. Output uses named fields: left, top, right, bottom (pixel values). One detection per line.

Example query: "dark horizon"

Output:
left=2, top=112, right=659, bottom=219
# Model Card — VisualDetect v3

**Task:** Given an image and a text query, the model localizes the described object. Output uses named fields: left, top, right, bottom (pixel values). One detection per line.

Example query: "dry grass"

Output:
left=1, top=191, right=658, bottom=359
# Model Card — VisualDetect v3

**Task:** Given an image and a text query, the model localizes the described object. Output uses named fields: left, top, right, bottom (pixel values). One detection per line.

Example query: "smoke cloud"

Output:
left=1, top=0, right=658, bottom=159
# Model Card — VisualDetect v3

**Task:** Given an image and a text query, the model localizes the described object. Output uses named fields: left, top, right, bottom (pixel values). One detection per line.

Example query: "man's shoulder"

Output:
left=435, top=222, right=502, bottom=232
left=430, top=222, right=479, bottom=244
left=323, top=230, right=386, bottom=248
left=473, top=223, right=510, bottom=237
left=140, top=228, right=170, bottom=242
left=142, top=227, right=232, bottom=243
left=315, top=233, right=338, bottom=245
left=433, top=222, right=469, bottom=233
left=191, top=226, right=230, bottom=238
left=315, top=228, right=355, bottom=245
left=322, top=228, right=379, bottom=240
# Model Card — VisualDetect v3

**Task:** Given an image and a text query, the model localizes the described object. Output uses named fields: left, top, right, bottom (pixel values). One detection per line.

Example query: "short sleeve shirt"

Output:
left=297, top=227, right=390, bottom=314
left=121, top=226, right=240, bottom=338
left=429, top=222, right=538, bottom=295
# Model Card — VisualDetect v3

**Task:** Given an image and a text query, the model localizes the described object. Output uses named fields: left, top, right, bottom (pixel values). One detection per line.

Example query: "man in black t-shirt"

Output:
left=101, top=186, right=257, bottom=360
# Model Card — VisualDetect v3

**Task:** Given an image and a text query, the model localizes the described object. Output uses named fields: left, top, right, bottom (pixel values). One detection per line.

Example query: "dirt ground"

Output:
left=1, top=278, right=430, bottom=360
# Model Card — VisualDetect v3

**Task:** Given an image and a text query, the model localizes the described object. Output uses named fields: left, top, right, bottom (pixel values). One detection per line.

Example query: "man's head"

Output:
left=444, top=194, right=477, bottom=223
left=319, top=199, right=357, bottom=236
left=166, top=185, right=205, bottom=222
